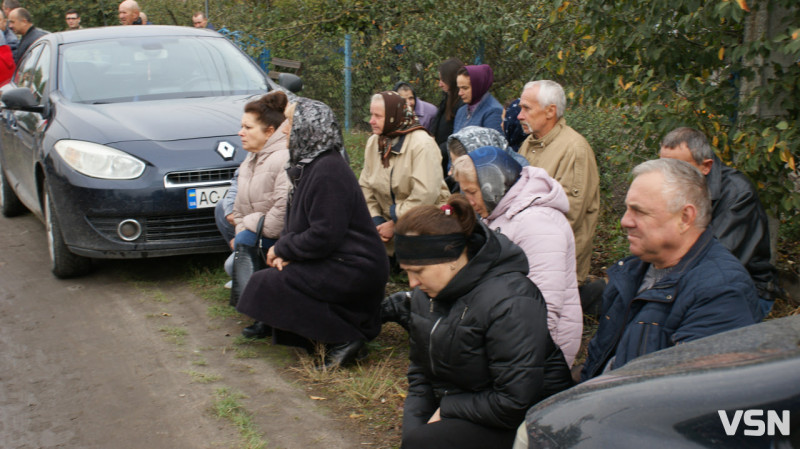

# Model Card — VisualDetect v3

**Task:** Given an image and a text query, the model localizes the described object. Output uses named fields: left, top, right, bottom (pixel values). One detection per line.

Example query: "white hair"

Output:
left=632, top=158, right=711, bottom=228
left=522, top=80, right=566, bottom=119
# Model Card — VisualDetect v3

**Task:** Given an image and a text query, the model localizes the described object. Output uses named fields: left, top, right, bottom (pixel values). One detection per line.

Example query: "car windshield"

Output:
left=58, top=36, right=268, bottom=104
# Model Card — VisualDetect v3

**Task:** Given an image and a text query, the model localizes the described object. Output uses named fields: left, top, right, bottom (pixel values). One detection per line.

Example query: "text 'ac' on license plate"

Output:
left=187, top=186, right=229, bottom=209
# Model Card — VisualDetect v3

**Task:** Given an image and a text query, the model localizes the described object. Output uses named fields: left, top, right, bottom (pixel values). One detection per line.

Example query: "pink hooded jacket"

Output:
left=484, top=166, right=582, bottom=366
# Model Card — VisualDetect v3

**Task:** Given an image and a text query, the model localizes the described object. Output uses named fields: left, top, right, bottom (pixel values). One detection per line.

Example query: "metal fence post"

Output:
left=344, top=34, right=352, bottom=133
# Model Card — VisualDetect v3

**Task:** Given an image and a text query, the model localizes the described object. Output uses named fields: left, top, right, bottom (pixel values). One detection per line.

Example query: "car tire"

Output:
left=44, top=187, right=92, bottom=278
left=1, top=167, right=26, bottom=217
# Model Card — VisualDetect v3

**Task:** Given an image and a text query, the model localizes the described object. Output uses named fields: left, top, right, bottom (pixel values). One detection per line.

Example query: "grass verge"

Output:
left=211, top=387, right=268, bottom=449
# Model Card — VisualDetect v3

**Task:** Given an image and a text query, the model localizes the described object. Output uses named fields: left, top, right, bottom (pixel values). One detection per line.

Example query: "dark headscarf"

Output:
left=375, top=91, right=427, bottom=168
left=467, top=146, right=522, bottom=214
left=393, top=81, right=417, bottom=105
left=288, top=97, right=343, bottom=165
left=503, top=98, right=529, bottom=152
left=463, top=64, right=494, bottom=106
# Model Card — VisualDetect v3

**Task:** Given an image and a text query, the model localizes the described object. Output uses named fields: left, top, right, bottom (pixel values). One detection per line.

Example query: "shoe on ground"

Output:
left=241, top=321, right=271, bottom=339
left=318, top=340, right=366, bottom=370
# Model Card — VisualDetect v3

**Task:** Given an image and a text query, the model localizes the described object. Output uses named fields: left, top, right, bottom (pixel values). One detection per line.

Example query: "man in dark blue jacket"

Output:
left=660, top=127, right=778, bottom=320
left=581, top=158, right=758, bottom=381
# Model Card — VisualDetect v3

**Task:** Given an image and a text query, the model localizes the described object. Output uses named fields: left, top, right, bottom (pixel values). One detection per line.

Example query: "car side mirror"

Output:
left=1, top=87, right=45, bottom=113
left=277, top=73, right=302, bottom=93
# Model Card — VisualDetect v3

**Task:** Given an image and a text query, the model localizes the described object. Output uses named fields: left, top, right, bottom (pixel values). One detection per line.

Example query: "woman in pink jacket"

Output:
left=229, top=91, right=290, bottom=314
left=452, top=146, right=582, bottom=366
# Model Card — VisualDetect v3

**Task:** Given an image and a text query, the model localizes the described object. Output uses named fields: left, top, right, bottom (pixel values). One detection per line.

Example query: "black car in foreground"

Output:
left=0, top=26, right=300, bottom=277
left=519, top=315, right=800, bottom=448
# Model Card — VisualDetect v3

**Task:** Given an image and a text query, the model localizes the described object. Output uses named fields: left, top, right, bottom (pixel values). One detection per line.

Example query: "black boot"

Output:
left=319, top=340, right=366, bottom=369
left=241, top=321, right=272, bottom=339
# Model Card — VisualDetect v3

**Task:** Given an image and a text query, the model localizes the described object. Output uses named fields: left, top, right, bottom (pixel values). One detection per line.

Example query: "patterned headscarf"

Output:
left=448, top=126, right=529, bottom=167
left=375, top=91, right=427, bottom=168
left=467, top=146, right=522, bottom=214
left=448, top=126, right=509, bottom=158
left=288, top=97, right=343, bottom=166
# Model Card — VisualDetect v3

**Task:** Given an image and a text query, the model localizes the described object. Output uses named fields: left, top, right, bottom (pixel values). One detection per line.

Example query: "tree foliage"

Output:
left=22, top=0, right=799, bottom=216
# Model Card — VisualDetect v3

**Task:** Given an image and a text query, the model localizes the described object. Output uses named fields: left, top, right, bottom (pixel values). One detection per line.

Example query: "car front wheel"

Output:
left=1, top=167, right=26, bottom=217
left=44, top=187, right=92, bottom=278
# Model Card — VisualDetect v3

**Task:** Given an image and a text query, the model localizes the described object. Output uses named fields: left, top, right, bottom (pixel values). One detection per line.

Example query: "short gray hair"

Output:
left=451, top=155, right=477, bottom=184
left=632, top=158, right=711, bottom=228
left=522, top=80, right=566, bottom=119
left=660, top=127, right=714, bottom=164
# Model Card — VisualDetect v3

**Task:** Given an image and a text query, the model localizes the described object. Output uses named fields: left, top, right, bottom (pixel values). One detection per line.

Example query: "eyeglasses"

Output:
left=66, top=17, right=79, bottom=20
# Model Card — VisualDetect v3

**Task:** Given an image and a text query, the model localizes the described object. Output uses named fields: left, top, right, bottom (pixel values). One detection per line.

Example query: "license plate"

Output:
left=187, top=186, right=229, bottom=209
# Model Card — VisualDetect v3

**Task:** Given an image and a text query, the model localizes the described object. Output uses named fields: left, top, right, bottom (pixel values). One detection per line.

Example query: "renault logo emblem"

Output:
left=216, top=141, right=235, bottom=160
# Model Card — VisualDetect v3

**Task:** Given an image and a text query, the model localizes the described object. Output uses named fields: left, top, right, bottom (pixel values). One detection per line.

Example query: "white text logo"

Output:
left=718, top=410, right=790, bottom=436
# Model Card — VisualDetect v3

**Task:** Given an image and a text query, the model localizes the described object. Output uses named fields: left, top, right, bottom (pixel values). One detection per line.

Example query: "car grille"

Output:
left=164, top=168, right=237, bottom=188
left=88, top=210, right=224, bottom=243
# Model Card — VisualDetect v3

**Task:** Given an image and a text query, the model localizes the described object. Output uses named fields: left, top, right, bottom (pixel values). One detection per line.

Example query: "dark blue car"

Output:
left=0, top=26, right=300, bottom=278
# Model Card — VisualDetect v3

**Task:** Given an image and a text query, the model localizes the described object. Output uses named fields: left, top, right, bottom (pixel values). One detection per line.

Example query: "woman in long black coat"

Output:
left=237, top=98, right=389, bottom=368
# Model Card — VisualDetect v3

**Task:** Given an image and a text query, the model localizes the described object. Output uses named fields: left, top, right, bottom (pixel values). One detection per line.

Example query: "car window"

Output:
left=13, top=43, right=44, bottom=88
left=58, top=36, right=269, bottom=104
left=30, top=45, right=52, bottom=103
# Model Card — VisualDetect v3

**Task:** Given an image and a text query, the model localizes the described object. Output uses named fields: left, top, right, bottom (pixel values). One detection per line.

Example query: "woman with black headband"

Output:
left=395, top=195, right=573, bottom=449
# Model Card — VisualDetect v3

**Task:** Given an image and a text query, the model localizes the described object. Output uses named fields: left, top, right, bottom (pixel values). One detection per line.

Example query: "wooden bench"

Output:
left=267, top=57, right=302, bottom=81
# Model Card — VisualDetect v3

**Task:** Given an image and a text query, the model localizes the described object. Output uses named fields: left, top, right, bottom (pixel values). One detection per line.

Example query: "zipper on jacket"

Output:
left=429, top=298, right=434, bottom=313
left=429, top=316, right=442, bottom=378
left=460, top=306, right=468, bottom=320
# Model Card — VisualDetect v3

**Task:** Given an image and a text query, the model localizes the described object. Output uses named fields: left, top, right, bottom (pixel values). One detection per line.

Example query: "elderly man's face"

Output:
left=518, top=85, right=556, bottom=139
left=192, top=15, right=207, bottom=28
left=620, top=171, right=685, bottom=269
left=119, top=4, right=138, bottom=25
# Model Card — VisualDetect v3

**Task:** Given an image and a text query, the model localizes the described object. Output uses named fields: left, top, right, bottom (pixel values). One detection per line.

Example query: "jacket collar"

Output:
left=705, top=154, right=724, bottom=202
left=525, top=117, right=567, bottom=149
left=610, top=227, right=716, bottom=293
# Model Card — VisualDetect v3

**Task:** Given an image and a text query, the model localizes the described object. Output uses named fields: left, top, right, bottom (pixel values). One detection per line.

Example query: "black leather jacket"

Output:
left=402, top=224, right=572, bottom=437
left=707, top=155, right=778, bottom=300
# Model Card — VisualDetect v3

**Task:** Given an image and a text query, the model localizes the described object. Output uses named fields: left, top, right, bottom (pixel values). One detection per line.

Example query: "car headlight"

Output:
left=54, top=140, right=146, bottom=180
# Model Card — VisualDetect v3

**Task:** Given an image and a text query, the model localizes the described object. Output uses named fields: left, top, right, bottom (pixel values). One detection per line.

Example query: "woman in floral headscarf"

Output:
left=359, top=91, right=450, bottom=255
left=237, top=98, right=389, bottom=369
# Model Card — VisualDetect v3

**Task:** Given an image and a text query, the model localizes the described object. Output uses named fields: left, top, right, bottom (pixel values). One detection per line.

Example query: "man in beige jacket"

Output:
left=517, top=80, right=600, bottom=287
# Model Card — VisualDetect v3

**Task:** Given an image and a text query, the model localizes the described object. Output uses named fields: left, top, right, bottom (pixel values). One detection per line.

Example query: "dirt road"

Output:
left=0, top=212, right=363, bottom=449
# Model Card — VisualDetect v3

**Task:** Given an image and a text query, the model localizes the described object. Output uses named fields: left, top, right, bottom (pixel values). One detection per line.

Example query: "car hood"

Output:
left=53, top=94, right=261, bottom=144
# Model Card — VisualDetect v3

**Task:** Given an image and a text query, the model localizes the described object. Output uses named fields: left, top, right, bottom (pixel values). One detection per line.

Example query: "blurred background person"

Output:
left=8, top=8, right=46, bottom=64
left=394, top=81, right=437, bottom=132
left=65, top=9, right=81, bottom=30
left=192, top=11, right=214, bottom=30
left=429, top=58, right=464, bottom=179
